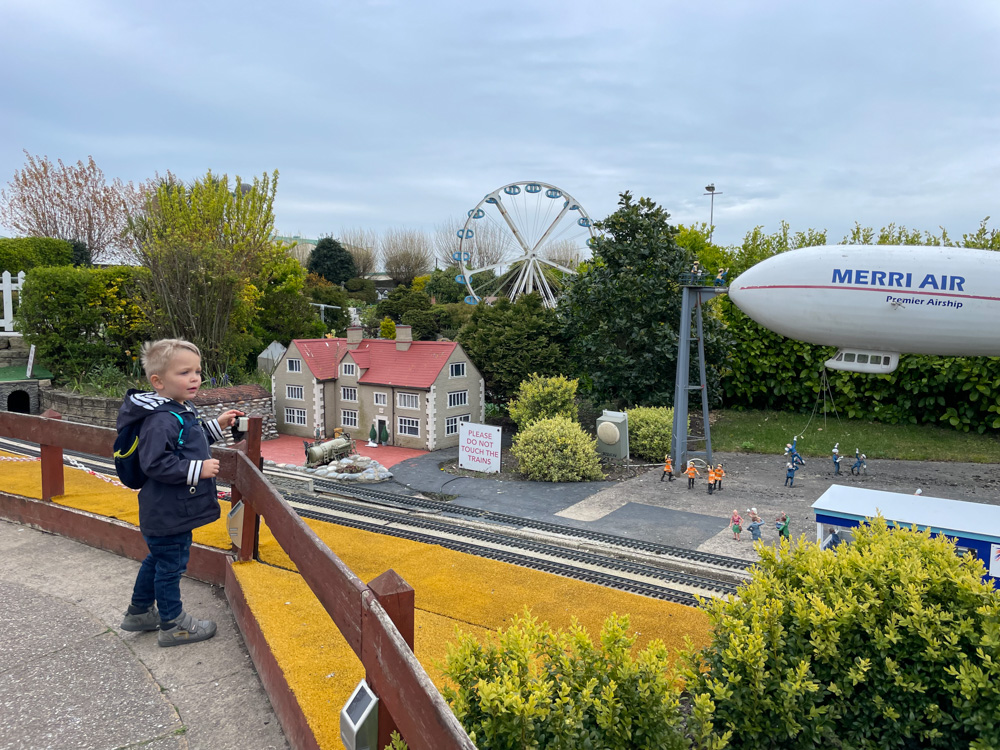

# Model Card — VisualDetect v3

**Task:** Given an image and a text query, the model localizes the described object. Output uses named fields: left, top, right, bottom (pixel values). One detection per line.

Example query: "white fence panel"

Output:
left=1, top=271, right=26, bottom=334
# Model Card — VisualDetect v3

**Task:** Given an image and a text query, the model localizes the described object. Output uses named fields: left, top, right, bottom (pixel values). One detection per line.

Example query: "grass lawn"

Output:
left=710, top=409, right=1000, bottom=463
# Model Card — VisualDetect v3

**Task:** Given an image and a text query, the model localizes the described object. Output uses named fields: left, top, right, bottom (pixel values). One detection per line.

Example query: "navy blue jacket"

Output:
left=117, top=392, right=225, bottom=537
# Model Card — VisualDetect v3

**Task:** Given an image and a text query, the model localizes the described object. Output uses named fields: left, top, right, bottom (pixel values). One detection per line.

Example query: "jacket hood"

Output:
left=116, top=389, right=188, bottom=430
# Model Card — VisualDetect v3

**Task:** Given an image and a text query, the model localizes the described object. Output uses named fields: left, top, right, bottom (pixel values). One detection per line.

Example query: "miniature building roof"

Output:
left=812, top=484, right=1000, bottom=542
left=292, top=338, right=458, bottom=389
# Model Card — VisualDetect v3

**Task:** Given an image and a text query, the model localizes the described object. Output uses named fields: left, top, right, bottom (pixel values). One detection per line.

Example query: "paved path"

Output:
left=0, top=521, right=288, bottom=750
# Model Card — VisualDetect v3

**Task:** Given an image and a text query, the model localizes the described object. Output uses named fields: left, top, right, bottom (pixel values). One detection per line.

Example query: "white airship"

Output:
left=727, top=245, right=1000, bottom=373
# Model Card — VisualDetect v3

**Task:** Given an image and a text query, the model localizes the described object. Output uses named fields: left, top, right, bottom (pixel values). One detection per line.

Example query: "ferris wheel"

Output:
left=454, top=181, right=598, bottom=309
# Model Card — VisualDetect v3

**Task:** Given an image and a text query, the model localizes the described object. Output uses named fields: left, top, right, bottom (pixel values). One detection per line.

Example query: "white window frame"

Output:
left=287, top=358, right=302, bottom=373
left=342, top=409, right=358, bottom=428
left=286, top=384, right=304, bottom=401
left=342, top=362, right=356, bottom=377
left=397, top=392, right=419, bottom=410
left=448, top=390, right=468, bottom=408
left=373, top=392, right=387, bottom=407
left=398, top=416, right=420, bottom=436
left=341, top=386, right=358, bottom=402
left=445, top=413, right=471, bottom=436
left=449, top=362, right=466, bottom=378
left=284, top=407, right=307, bottom=426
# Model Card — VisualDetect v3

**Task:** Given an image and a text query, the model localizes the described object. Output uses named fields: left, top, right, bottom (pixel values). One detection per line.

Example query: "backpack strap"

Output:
left=168, top=411, right=186, bottom=448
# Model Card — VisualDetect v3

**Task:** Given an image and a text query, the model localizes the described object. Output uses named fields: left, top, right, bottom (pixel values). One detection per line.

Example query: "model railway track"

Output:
left=290, top=503, right=706, bottom=607
left=286, top=491, right=738, bottom=600
left=311, top=478, right=751, bottom=572
left=0, top=438, right=738, bottom=604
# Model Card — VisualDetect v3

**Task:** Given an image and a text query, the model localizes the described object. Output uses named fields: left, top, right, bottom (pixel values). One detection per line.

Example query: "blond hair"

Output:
left=140, top=339, right=201, bottom=379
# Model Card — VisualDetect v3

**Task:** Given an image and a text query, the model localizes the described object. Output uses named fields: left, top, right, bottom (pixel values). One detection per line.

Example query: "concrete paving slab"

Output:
left=0, top=580, right=107, bottom=667
left=0, top=520, right=289, bottom=750
left=0, top=630, right=180, bottom=750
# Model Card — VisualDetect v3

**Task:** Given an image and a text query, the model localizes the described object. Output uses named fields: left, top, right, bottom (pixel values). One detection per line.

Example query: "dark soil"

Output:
left=439, top=450, right=649, bottom=482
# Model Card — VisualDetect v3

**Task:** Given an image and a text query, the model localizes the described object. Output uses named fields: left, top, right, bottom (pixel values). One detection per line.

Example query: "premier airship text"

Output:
left=886, top=295, right=963, bottom=309
left=831, top=269, right=966, bottom=291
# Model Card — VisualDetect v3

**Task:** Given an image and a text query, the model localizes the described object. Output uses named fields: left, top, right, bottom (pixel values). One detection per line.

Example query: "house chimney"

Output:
left=346, top=326, right=363, bottom=349
left=395, top=324, right=412, bottom=351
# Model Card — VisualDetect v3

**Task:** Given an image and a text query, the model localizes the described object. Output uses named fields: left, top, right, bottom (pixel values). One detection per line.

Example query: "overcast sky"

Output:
left=2, top=0, right=999, bottom=249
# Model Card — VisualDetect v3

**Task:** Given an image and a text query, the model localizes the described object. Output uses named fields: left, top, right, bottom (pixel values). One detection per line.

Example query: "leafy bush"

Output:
left=442, top=611, right=720, bottom=750
left=16, top=265, right=152, bottom=378
left=626, top=406, right=675, bottom=461
left=684, top=518, right=1000, bottom=749
left=0, top=237, right=74, bottom=272
left=511, top=416, right=603, bottom=482
left=345, top=276, right=378, bottom=304
left=380, top=316, right=396, bottom=340
left=508, top=373, right=579, bottom=429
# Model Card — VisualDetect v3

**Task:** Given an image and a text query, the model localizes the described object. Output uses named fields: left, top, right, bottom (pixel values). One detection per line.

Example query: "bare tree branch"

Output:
left=381, top=227, right=431, bottom=286
left=339, top=227, right=380, bottom=278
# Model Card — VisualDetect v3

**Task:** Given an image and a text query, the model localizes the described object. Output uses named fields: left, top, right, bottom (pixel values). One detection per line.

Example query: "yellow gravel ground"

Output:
left=2, top=452, right=712, bottom=749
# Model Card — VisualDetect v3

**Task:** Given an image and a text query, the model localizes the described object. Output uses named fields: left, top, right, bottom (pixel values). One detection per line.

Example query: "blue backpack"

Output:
left=113, top=410, right=186, bottom=489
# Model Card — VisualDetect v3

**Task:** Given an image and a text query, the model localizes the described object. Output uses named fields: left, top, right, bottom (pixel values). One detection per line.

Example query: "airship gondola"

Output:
left=727, top=245, right=1000, bottom=373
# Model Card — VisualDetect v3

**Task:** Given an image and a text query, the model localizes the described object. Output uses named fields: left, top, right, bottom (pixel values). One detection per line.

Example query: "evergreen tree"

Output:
left=558, top=191, right=728, bottom=407
left=456, top=293, right=567, bottom=403
left=307, top=237, right=357, bottom=285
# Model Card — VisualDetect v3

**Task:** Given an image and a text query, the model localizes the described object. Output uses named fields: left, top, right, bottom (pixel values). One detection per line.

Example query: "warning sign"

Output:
left=458, top=422, right=501, bottom=474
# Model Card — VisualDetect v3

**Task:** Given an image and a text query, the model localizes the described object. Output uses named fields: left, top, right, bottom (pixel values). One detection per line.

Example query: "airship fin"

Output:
left=825, top=349, right=900, bottom=374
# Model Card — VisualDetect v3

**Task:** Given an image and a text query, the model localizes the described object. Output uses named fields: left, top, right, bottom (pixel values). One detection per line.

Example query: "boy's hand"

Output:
left=200, top=459, right=220, bottom=479
left=217, top=410, right=244, bottom=429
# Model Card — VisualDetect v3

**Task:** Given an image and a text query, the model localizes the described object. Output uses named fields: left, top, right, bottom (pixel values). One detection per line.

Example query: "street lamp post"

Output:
left=703, top=184, right=722, bottom=242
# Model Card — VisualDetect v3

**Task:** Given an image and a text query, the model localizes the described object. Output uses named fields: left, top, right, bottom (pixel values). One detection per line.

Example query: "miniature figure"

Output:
left=707, top=465, right=716, bottom=494
left=685, top=461, right=700, bottom=489
left=729, top=509, right=743, bottom=540
left=785, top=461, right=798, bottom=487
left=747, top=513, right=764, bottom=541
left=784, top=436, right=805, bottom=467
left=715, top=463, right=726, bottom=490
left=832, top=443, right=842, bottom=475
left=828, top=528, right=842, bottom=549
left=851, top=448, right=867, bottom=476
left=690, top=260, right=702, bottom=276
left=661, top=454, right=674, bottom=482
left=714, top=267, right=729, bottom=286
left=775, top=512, right=790, bottom=540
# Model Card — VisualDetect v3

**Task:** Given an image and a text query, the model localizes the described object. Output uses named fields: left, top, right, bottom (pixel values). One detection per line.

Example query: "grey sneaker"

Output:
left=121, top=605, right=160, bottom=632
left=157, top=611, right=217, bottom=647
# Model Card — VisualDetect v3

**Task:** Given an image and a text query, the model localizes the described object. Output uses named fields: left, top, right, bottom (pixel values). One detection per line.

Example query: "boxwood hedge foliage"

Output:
left=0, top=237, right=75, bottom=273
left=684, top=518, right=1000, bottom=749
left=511, top=416, right=603, bottom=482
left=15, top=265, right=151, bottom=378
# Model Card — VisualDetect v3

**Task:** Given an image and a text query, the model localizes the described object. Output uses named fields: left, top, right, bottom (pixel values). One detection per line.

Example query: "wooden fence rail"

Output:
left=0, top=410, right=474, bottom=750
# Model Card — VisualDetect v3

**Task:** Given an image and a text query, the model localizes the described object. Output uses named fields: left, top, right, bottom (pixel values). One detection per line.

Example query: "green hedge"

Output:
left=508, top=373, right=579, bottom=429
left=0, top=237, right=75, bottom=273
left=719, top=298, right=1000, bottom=433
left=626, top=406, right=675, bottom=461
left=511, top=416, right=603, bottom=482
left=685, top=518, right=1000, bottom=748
left=15, top=265, right=152, bottom=378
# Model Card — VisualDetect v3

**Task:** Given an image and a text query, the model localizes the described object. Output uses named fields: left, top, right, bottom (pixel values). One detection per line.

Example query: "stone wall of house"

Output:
left=37, top=384, right=278, bottom=441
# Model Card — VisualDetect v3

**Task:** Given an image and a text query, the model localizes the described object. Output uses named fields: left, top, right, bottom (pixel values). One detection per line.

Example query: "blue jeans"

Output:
left=131, top=531, right=193, bottom=623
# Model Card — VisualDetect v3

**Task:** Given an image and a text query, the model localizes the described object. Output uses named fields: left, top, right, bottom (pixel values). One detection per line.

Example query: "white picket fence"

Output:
left=1, top=270, right=26, bottom=334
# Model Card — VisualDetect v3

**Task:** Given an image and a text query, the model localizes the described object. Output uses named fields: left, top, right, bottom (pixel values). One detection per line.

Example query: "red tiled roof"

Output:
left=292, top=338, right=458, bottom=389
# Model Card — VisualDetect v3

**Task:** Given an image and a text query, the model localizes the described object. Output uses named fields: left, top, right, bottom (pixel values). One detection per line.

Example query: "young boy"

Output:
left=118, top=339, right=243, bottom=647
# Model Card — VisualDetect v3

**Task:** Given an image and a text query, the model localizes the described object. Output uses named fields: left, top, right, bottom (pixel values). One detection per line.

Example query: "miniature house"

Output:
left=272, top=326, right=485, bottom=450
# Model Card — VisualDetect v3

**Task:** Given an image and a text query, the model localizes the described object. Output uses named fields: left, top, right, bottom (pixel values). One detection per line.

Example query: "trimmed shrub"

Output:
left=626, top=406, right=675, bottom=461
left=345, top=276, right=378, bottom=304
left=685, top=517, right=1000, bottom=749
left=380, top=316, right=396, bottom=340
left=15, top=265, right=152, bottom=378
left=0, top=237, right=74, bottom=272
left=442, top=611, right=717, bottom=750
left=511, top=416, right=603, bottom=482
left=508, top=373, right=579, bottom=429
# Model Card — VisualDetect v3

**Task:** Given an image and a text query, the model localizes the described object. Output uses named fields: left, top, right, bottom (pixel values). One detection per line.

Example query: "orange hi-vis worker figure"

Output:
left=715, top=464, right=726, bottom=490
left=685, top=461, right=700, bottom=489
left=661, top=455, right=674, bottom=482
left=707, top=466, right=717, bottom=494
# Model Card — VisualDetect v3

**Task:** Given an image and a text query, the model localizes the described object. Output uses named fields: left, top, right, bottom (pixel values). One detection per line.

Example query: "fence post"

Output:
left=236, top=416, right=263, bottom=562
left=367, top=569, right=415, bottom=750
left=39, top=409, right=64, bottom=501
